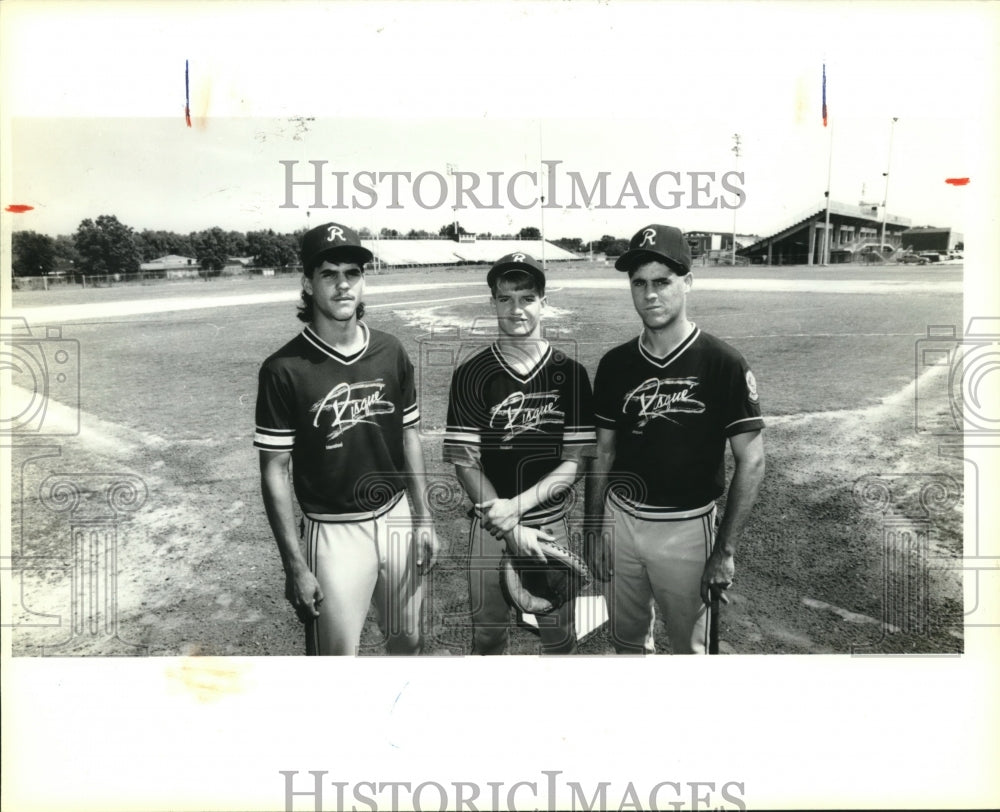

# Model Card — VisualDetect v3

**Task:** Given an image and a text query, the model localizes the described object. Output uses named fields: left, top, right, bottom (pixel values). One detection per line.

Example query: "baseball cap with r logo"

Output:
left=487, top=252, right=546, bottom=294
left=300, top=221, right=374, bottom=270
left=615, top=224, right=692, bottom=275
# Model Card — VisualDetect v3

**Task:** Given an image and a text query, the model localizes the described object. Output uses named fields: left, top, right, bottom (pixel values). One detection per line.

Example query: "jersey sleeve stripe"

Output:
left=443, top=432, right=481, bottom=445
left=442, top=443, right=481, bottom=467
left=255, top=426, right=294, bottom=436
left=403, top=407, right=421, bottom=427
left=725, top=416, right=765, bottom=431
left=254, top=432, right=295, bottom=450
left=594, top=412, right=617, bottom=428
left=563, top=430, right=598, bottom=443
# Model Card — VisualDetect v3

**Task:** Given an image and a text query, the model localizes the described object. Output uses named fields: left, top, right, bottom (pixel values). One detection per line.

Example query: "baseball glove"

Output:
left=500, top=539, right=591, bottom=615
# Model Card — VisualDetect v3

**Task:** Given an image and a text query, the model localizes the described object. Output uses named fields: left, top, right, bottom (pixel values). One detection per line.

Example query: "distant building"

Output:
left=218, top=256, right=256, bottom=275
left=139, top=254, right=199, bottom=278
left=140, top=254, right=197, bottom=271
left=899, top=227, right=963, bottom=254
left=685, top=231, right=760, bottom=256
left=739, top=200, right=911, bottom=265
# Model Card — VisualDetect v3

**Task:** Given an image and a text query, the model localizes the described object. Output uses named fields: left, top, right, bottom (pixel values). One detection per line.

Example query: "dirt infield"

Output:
left=7, top=264, right=964, bottom=655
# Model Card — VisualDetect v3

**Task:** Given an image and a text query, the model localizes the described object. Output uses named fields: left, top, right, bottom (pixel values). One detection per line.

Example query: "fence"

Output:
left=12, top=267, right=299, bottom=291
left=697, top=250, right=751, bottom=267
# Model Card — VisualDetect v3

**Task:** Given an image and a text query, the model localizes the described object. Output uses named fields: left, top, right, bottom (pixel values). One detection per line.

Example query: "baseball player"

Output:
left=444, top=253, right=596, bottom=654
left=584, top=224, right=765, bottom=654
left=255, top=221, right=439, bottom=656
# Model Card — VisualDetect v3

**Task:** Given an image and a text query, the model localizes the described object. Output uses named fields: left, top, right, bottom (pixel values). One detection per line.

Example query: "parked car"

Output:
left=898, top=253, right=927, bottom=265
left=919, top=251, right=942, bottom=263
left=859, top=243, right=893, bottom=253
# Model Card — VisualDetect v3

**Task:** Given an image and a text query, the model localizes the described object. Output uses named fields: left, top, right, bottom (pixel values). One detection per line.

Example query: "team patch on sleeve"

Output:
left=745, top=370, right=759, bottom=403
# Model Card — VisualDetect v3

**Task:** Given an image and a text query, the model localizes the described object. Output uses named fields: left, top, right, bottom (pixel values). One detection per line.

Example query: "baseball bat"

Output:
left=708, top=587, right=720, bottom=655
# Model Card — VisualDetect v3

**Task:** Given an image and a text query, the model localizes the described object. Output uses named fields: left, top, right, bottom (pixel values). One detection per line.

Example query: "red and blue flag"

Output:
left=822, top=63, right=828, bottom=127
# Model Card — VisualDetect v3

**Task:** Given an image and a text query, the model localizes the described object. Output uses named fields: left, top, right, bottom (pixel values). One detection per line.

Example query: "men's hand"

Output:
left=413, top=523, right=440, bottom=575
left=583, top=526, right=613, bottom=582
left=475, top=498, right=521, bottom=537
left=701, top=550, right=735, bottom=606
left=503, top=525, right=553, bottom=563
left=285, top=568, right=324, bottom=623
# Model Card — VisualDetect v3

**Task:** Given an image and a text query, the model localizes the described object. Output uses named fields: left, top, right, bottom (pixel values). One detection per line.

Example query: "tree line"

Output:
left=11, top=215, right=629, bottom=277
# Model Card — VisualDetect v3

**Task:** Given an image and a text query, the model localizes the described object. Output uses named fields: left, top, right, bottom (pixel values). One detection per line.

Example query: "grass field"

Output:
left=7, top=262, right=965, bottom=655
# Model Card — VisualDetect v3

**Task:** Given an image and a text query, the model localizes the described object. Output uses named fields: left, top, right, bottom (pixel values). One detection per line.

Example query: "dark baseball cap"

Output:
left=300, top=222, right=374, bottom=270
left=615, top=224, right=692, bottom=275
left=487, top=252, right=546, bottom=293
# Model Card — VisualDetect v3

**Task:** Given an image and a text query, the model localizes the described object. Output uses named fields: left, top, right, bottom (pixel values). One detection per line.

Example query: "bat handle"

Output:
left=708, top=586, right=721, bottom=655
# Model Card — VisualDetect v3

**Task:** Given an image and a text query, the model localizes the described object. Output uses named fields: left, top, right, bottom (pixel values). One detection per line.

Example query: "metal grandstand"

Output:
left=359, top=239, right=580, bottom=268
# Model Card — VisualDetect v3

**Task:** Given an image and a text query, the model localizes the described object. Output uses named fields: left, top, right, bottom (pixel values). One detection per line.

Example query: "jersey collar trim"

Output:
left=302, top=322, right=370, bottom=365
left=637, top=324, right=700, bottom=369
left=490, top=341, right=552, bottom=384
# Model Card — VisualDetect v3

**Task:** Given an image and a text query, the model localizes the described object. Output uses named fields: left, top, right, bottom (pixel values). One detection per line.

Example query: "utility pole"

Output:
left=879, top=117, right=898, bottom=252
left=731, top=133, right=741, bottom=266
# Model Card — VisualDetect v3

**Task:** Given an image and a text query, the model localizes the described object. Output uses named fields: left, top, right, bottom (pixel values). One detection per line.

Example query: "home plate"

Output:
left=519, top=594, right=609, bottom=641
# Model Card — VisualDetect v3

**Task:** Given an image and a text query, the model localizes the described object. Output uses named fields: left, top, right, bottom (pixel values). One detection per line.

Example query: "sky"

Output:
left=2, top=2, right=992, bottom=244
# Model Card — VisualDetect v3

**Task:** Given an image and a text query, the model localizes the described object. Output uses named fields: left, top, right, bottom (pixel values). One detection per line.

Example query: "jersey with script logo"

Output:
left=444, top=342, right=596, bottom=525
left=254, top=323, right=419, bottom=516
left=593, top=326, right=764, bottom=512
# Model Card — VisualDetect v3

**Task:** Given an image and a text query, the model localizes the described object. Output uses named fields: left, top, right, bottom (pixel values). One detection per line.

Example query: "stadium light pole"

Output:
left=879, top=117, right=898, bottom=253
left=731, top=133, right=741, bottom=266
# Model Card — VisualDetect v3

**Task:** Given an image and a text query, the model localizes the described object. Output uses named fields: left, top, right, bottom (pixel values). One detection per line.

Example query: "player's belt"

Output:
left=607, top=489, right=715, bottom=521
left=306, top=489, right=405, bottom=523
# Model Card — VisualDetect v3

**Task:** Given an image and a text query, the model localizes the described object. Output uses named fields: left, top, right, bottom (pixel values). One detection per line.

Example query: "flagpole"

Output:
left=539, top=123, right=546, bottom=270
left=879, top=117, right=898, bottom=251
left=823, top=121, right=833, bottom=266
left=821, top=62, right=832, bottom=266
left=731, top=133, right=741, bottom=265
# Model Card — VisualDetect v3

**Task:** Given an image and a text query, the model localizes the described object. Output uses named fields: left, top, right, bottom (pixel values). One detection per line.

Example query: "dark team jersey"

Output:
left=254, top=324, right=419, bottom=518
left=593, top=325, right=764, bottom=513
left=443, top=342, right=597, bottom=525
